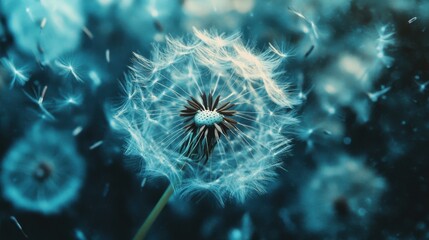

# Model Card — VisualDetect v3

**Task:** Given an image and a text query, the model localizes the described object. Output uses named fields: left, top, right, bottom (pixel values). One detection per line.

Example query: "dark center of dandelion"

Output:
left=179, top=92, right=237, bottom=163
left=333, top=196, right=350, bottom=218
left=33, top=161, right=53, bottom=182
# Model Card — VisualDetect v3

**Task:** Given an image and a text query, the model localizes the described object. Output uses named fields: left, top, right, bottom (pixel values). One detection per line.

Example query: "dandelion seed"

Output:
left=367, top=86, right=391, bottom=102
left=416, top=80, right=429, bottom=92
left=141, top=178, right=147, bottom=188
left=376, top=25, right=395, bottom=68
left=54, top=90, right=83, bottom=110
left=89, top=70, right=101, bottom=86
left=54, top=59, right=83, bottom=82
left=73, top=126, right=83, bottom=136
left=10, top=216, right=28, bottom=238
left=25, top=7, right=34, bottom=22
left=288, top=8, right=319, bottom=40
left=67, top=97, right=78, bottom=105
left=40, top=17, right=47, bottom=29
left=0, top=57, right=30, bottom=87
left=323, top=130, right=332, bottom=135
left=304, top=45, right=315, bottom=58
left=408, top=17, right=417, bottom=24
left=24, top=85, right=55, bottom=120
left=89, top=140, right=103, bottom=150
left=82, top=26, right=94, bottom=39
left=105, top=49, right=110, bottom=63
left=269, top=42, right=288, bottom=58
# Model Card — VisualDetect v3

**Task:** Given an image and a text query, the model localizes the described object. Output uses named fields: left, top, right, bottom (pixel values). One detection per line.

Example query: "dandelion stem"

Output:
left=133, top=184, right=174, bottom=240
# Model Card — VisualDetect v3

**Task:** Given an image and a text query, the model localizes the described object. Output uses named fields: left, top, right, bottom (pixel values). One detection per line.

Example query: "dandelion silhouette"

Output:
left=115, top=28, right=297, bottom=239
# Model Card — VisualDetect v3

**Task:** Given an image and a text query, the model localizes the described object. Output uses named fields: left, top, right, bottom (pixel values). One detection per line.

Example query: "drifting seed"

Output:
left=40, top=17, right=47, bottom=29
left=305, top=45, right=314, bottom=58
left=73, top=126, right=83, bottom=136
left=82, top=26, right=94, bottom=39
left=89, top=140, right=103, bottom=150
left=408, top=17, right=417, bottom=24
left=10, top=216, right=28, bottom=238
left=105, top=49, right=110, bottom=63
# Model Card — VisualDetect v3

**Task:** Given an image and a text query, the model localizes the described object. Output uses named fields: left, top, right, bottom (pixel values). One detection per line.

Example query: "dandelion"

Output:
left=0, top=124, right=86, bottom=214
left=300, top=155, right=386, bottom=237
left=115, top=28, right=297, bottom=239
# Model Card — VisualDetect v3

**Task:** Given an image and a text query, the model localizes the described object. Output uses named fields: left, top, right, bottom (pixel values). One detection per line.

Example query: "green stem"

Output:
left=133, top=184, right=174, bottom=240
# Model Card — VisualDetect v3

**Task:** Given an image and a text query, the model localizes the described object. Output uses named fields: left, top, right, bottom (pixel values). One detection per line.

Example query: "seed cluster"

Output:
left=194, top=110, right=223, bottom=127
left=180, top=92, right=237, bottom=163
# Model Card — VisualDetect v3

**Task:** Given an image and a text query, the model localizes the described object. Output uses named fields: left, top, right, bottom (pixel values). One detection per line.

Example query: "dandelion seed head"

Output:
left=116, top=29, right=297, bottom=204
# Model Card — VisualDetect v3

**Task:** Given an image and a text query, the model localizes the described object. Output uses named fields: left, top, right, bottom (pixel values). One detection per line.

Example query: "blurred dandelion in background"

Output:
left=1, top=124, right=86, bottom=215
left=300, top=155, right=386, bottom=237
left=0, top=0, right=85, bottom=63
